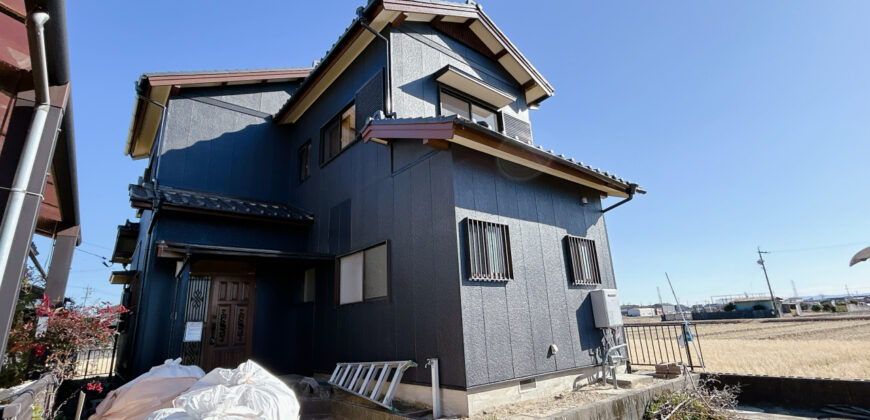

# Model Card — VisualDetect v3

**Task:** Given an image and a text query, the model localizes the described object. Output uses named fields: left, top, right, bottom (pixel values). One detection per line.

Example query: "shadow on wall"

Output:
left=158, top=111, right=295, bottom=204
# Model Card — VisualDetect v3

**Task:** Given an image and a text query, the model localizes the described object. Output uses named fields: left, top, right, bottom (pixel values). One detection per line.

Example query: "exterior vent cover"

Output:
left=504, top=114, right=533, bottom=145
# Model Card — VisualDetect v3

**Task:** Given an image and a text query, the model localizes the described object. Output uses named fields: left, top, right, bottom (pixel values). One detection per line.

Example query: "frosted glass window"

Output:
left=440, top=92, right=470, bottom=119
left=339, top=252, right=363, bottom=304
left=364, top=244, right=388, bottom=299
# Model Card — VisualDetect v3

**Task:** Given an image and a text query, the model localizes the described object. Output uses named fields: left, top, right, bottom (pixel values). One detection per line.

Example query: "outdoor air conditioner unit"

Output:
left=590, top=289, right=623, bottom=328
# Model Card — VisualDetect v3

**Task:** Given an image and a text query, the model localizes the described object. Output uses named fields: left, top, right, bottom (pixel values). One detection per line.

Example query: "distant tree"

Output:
left=811, top=304, right=822, bottom=312
left=800, top=303, right=809, bottom=311
left=822, top=302, right=835, bottom=312
left=723, top=302, right=736, bottom=312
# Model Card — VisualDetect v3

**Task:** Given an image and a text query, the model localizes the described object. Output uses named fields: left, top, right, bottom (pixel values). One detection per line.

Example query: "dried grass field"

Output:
left=624, top=316, right=870, bottom=380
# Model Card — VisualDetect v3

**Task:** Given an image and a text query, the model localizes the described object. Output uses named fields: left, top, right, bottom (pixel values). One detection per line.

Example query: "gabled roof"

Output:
left=275, top=0, right=554, bottom=124
left=129, top=182, right=314, bottom=225
left=125, top=68, right=311, bottom=159
left=361, top=115, right=643, bottom=198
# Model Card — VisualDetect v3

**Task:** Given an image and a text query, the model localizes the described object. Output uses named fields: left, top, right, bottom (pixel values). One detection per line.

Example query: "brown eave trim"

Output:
left=362, top=120, right=455, bottom=142
left=276, top=23, right=367, bottom=123
left=362, top=120, right=631, bottom=196
left=381, top=0, right=479, bottom=19
left=145, top=69, right=312, bottom=87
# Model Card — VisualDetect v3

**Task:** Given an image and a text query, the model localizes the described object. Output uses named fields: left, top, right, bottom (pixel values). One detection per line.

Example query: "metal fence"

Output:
left=623, top=323, right=705, bottom=371
left=71, top=335, right=118, bottom=380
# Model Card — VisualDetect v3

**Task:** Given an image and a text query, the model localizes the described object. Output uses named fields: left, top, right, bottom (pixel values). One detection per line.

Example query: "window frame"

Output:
left=565, top=235, right=602, bottom=285
left=302, top=268, right=316, bottom=303
left=335, top=241, right=391, bottom=306
left=298, top=140, right=311, bottom=184
left=438, top=87, right=502, bottom=132
left=320, top=101, right=358, bottom=167
left=465, top=218, right=513, bottom=281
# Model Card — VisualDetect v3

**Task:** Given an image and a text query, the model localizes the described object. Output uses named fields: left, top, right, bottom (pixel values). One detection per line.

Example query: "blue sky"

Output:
left=36, top=0, right=870, bottom=306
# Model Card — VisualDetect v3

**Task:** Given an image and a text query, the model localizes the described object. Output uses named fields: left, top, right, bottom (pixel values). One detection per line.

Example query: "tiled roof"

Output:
left=129, top=183, right=313, bottom=224
left=368, top=116, right=644, bottom=193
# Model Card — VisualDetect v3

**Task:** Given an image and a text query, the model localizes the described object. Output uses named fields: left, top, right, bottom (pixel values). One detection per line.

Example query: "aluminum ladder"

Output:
left=328, top=360, right=417, bottom=411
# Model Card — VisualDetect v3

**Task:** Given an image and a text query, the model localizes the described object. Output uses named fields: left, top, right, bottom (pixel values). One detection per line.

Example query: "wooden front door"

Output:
left=201, top=274, right=255, bottom=371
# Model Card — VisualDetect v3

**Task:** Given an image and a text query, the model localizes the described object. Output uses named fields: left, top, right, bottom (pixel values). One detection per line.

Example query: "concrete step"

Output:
left=614, top=373, right=654, bottom=388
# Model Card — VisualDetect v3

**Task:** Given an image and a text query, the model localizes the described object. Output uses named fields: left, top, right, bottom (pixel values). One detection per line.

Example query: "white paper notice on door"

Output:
left=183, top=321, right=203, bottom=342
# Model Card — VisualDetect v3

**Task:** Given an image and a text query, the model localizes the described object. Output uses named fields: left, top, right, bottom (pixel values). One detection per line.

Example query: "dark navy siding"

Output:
left=452, top=146, right=618, bottom=387
left=157, top=83, right=299, bottom=202
left=286, top=41, right=467, bottom=388
left=390, top=22, right=531, bottom=126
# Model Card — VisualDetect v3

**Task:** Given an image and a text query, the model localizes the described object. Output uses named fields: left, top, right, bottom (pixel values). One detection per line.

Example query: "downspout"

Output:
left=601, top=183, right=638, bottom=213
left=357, top=7, right=395, bottom=119
left=0, top=11, right=52, bottom=320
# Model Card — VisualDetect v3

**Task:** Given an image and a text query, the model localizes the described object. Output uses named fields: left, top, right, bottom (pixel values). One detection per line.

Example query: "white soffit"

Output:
left=436, top=68, right=516, bottom=108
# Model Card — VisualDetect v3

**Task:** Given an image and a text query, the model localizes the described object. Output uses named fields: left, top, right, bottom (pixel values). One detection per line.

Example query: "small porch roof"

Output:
left=155, top=241, right=333, bottom=261
left=129, top=182, right=314, bottom=225
left=361, top=116, right=644, bottom=198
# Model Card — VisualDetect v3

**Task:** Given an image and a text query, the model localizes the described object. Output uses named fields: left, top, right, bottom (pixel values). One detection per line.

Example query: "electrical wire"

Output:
left=766, top=241, right=866, bottom=254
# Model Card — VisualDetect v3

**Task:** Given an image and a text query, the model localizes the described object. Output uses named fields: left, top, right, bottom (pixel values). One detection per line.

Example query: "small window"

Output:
left=566, top=236, right=601, bottom=285
left=298, top=141, right=311, bottom=183
left=338, top=242, right=388, bottom=305
left=440, top=89, right=500, bottom=131
left=321, top=103, right=356, bottom=164
left=303, top=268, right=316, bottom=303
left=466, top=219, right=512, bottom=281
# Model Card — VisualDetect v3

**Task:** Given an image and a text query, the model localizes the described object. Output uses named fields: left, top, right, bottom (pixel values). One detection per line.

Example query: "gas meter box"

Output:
left=590, top=289, right=623, bottom=328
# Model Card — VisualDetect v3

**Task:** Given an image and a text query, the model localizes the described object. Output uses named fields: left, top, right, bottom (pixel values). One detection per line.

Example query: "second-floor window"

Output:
left=298, top=141, right=311, bottom=183
left=440, top=90, right=498, bottom=131
left=321, top=103, right=356, bottom=164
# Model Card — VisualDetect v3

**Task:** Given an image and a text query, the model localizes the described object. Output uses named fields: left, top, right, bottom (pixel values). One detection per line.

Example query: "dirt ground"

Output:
left=625, top=315, right=870, bottom=379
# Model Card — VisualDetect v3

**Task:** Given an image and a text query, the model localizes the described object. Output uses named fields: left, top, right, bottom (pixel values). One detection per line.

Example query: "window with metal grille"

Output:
left=466, top=219, right=513, bottom=281
left=566, top=236, right=601, bottom=285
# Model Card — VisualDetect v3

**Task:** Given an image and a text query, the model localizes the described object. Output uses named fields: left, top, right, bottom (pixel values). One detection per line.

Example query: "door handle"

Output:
left=210, top=322, right=216, bottom=345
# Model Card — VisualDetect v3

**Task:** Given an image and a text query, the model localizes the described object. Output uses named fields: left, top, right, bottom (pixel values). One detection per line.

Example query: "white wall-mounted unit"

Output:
left=590, top=289, right=623, bottom=328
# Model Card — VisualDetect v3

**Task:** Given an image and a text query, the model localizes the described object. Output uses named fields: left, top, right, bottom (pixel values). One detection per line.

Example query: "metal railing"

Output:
left=71, top=335, right=118, bottom=380
left=623, top=323, right=705, bottom=371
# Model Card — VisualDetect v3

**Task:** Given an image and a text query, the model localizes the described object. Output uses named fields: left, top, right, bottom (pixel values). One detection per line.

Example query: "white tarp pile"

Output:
left=90, top=359, right=299, bottom=420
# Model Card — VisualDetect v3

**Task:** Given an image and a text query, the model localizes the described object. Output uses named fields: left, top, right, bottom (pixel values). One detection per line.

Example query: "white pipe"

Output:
left=0, top=11, right=51, bottom=326
left=425, top=358, right=441, bottom=418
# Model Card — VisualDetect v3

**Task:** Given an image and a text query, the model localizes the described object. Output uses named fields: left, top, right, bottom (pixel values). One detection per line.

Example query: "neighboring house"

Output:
left=627, top=307, right=655, bottom=317
left=0, top=0, right=81, bottom=355
left=110, top=0, right=642, bottom=415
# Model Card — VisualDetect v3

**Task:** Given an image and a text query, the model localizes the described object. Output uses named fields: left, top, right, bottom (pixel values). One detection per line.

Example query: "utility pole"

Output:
left=657, top=286, right=665, bottom=312
left=791, top=280, right=799, bottom=299
left=757, top=247, right=782, bottom=318
left=81, top=284, right=93, bottom=308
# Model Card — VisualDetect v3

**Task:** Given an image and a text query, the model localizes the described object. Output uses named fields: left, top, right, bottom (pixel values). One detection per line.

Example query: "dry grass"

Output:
left=625, top=316, right=870, bottom=380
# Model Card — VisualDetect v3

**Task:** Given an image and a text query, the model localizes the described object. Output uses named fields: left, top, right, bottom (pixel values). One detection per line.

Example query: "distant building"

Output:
left=627, top=307, right=656, bottom=317
left=733, top=298, right=782, bottom=312
left=660, top=304, right=676, bottom=314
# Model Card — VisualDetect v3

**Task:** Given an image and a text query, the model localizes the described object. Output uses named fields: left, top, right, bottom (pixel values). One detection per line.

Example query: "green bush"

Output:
left=811, top=304, right=822, bottom=312
left=723, top=302, right=736, bottom=312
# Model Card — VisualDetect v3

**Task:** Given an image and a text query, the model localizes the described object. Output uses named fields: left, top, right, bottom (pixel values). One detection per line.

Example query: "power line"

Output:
left=82, top=241, right=113, bottom=252
left=74, top=248, right=112, bottom=267
left=766, top=241, right=866, bottom=254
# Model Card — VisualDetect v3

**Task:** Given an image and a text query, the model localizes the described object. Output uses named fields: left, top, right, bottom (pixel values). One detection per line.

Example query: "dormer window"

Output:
left=440, top=89, right=499, bottom=131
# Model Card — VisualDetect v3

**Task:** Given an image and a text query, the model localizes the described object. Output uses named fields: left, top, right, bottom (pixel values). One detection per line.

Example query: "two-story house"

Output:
left=109, top=0, right=643, bottom=415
